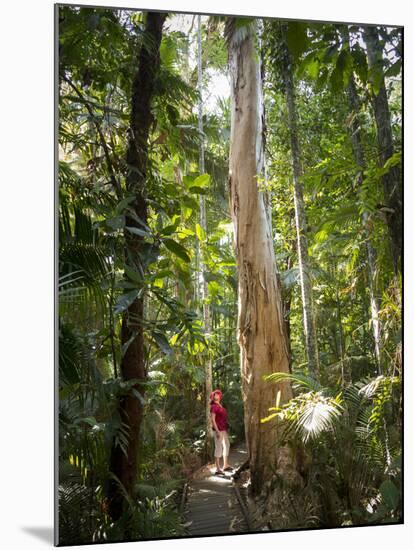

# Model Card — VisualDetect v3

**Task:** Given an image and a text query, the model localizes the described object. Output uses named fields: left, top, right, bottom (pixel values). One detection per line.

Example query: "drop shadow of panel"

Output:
left=21, top=526, right=54, bottom=545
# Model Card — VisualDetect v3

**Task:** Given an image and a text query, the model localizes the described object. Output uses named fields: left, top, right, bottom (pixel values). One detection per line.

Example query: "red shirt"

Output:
left=210, top=403, right=229, bottom=431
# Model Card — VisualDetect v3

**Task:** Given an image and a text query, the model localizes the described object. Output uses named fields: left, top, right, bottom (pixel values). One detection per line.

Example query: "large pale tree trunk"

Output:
left=104, top=12, right=166, bottom=523
left=279, top=23, right=320, bottom=379
left=363, top=25, right=402, bottom=276
left=341, top=26, right=382, bottom=373
left=197, top=14, right=213, bottom=460
left=227, top=19, right=298, bottom=497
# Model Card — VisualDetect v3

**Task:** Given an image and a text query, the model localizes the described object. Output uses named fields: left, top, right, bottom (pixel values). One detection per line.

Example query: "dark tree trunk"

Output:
left=104, top=12, right=166, bottom=523
left=341, top=26, right=382, bottom=373
left=363, top=25, right=402, bottom=275
left=280, top=22, right=320, bottom=379
left=196, top=14, right=214, bottom=462
left=283, top=292, right=293, bottom=374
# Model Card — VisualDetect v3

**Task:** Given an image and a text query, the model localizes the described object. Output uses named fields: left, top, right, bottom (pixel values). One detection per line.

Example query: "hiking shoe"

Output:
left=223, top=466, right=233, bottom=471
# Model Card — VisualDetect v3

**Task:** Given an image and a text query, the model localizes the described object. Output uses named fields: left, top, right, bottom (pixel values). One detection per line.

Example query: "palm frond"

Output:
left=264, top=371, right=323, bottom=392
left=295, top=394, right=344, bottom=443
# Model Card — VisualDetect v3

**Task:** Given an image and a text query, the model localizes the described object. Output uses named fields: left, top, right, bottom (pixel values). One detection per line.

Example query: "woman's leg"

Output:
left=222, top=431, right=230, bottom=468
left=214, top=431, right=224, bottom=471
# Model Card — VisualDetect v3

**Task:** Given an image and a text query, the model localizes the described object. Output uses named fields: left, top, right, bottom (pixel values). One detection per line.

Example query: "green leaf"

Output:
left=183, top=175, right=195, bottom=189
left=149, top=268, right=174, bottom=280
left=160, top=222, right=179, bottom=236
left=295, top=398, right=343, bottom=442
left=330, top=64, right=343, bottom=93
left=160, top=34, right=178, bottom=70
left=336, top=49, right=353, bottom=87
left=182, top=195, right=199, bottom=210
left=379, top=479, right=400, bottom=511
left=349, top=45, right=368, bottom=83
left=122, top=332, right=138, bottom=357
left=124, top=264, right=143, bottom=284
left=195, top=223, right=206, bottom=242
left=263, top=371, right=323, bottom=392
left=114, top=289, right=140, bottom=314
left=188, top=186, right=208, bottom=195
left=177, top=228, right=195, bottom=237
left=131, top=387, right=146, bottom=405
left=208, top=280, right=221, bottom=296
left=150, top=330, right=173, bottom=356
left=163, top=238, right=191, bottom=262
left=106, top=215, right=125, bottom=231
left=182, top=206, right=193, bottom=220
left=315, top=67, right=329, bottom=91
left=260, top=412, right=279, bottom=424
left=322, top=43, right=338, bottom=63
left=296, top=52, right=315, bottom=79
left=368, top=64, right=384, bottom=96
left=126, top=226, right=151, bottom=238
left=286, top=22, right=309, bottom=60
left=192, top=174, right=211, bottom=188
left=115, top=195, right=135, bottom=214
left=383, top=151, right=401, bottom=172
left=385, top=58, right=401, bottom=78
left=307, top=58, right=320, bottom=80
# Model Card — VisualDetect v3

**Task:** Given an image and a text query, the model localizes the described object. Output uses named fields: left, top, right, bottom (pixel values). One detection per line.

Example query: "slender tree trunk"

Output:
left=280, top=23, right=320, bottom=379
left=335, top=276, right=351, bottom=386
left=363, top=25, right=402, bottom=275
left=282, top=243, right=294, bottom=374
left=341, top=27, right=382, bottom=373
left=104, top=12, right=166, bottom=523
left=197, top=15, right=214, bottom=461
left=227, top=19, right=300, bottom=497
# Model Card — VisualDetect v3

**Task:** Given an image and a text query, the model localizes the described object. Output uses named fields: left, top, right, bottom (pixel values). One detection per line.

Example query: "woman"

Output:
left=210, top=389, right=233, bottom=475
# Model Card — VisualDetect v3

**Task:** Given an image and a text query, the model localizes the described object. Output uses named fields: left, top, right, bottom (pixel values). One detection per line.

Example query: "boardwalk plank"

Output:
left=183, top=442, right=249, bottom=537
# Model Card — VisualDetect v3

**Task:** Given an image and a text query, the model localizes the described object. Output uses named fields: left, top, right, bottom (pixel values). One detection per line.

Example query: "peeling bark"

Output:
left=227, top=20, right=299, bottom=497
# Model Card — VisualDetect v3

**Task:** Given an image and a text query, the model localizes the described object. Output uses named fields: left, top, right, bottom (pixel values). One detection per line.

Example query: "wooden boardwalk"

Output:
left=182, top=442, right=250, bottom=537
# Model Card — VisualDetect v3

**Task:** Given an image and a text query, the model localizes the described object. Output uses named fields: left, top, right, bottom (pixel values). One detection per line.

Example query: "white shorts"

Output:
left=213, top=429, right=230, bottom=458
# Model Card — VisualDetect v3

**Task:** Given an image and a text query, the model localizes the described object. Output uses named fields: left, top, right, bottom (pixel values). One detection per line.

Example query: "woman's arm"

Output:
left=210, top=412, right=220, bottom=433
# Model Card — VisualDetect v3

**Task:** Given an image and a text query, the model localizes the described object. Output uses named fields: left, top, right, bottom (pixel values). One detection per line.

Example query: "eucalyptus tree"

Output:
left=225, top=17, right=302, bottom=497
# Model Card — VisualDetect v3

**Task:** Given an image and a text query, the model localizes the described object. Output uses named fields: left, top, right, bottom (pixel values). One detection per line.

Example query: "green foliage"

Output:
left=262, top=390, right=343, bottom=443
left=263, top=371, right=402, bottom=525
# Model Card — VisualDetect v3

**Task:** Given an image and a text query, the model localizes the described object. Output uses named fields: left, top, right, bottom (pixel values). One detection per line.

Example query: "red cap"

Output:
left=210, top=389, right=223, bottom=401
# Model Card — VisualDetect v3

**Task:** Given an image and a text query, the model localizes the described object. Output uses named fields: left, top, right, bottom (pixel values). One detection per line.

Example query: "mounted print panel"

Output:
left=55, top=2, right=403, bottom=546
